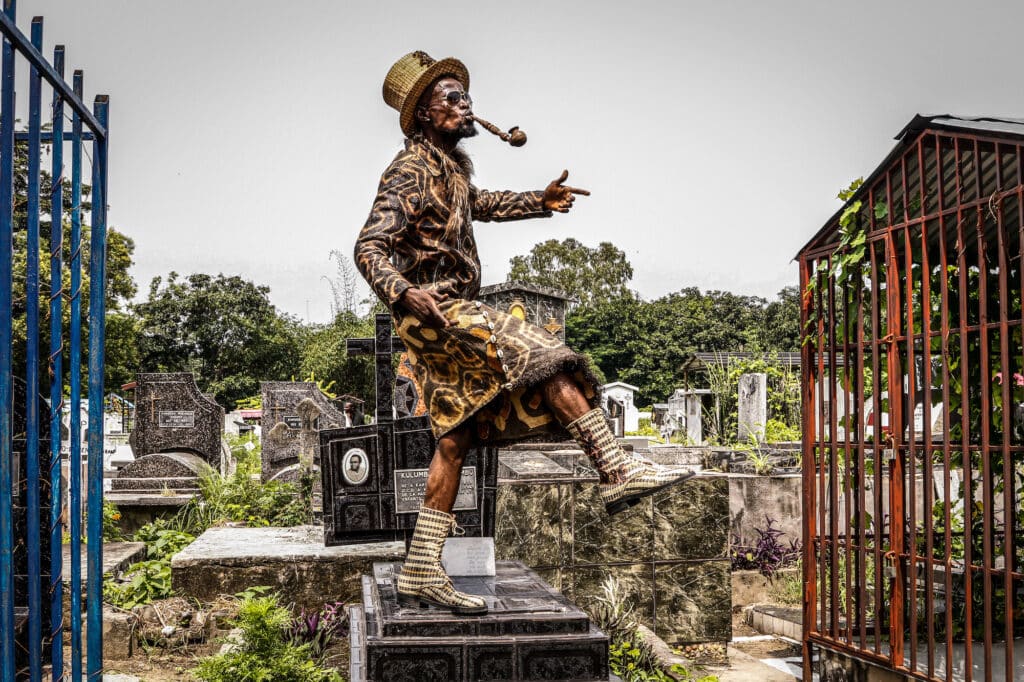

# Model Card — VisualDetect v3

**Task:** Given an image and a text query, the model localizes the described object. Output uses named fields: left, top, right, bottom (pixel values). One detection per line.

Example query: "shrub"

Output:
left=730, top=516, right=801, bottom=579
left=104, top=559, right=173, bottom=609
left=194, top=595, right=343, bottom=682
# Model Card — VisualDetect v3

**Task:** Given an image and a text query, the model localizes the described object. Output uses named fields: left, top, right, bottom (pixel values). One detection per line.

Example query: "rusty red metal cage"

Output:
left=798, top=116, right=1024, bottom=681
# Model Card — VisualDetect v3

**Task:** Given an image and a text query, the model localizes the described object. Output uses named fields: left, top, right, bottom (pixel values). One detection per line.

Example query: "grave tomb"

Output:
left=349, top=562, right=612, bottom=681
left=110, top=373, right=226, bottom=527
left=261, top=381, right=349, bottom=485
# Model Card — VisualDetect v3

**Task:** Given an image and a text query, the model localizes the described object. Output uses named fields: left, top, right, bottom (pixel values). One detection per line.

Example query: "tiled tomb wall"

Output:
left=494, top=454, right=731, bottom=645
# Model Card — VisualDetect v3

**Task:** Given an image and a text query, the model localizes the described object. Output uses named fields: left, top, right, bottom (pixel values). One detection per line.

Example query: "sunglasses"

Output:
left=434, top=89, right=472, bottom=106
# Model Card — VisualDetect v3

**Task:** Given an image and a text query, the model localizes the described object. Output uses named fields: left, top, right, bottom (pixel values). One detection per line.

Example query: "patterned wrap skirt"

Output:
left=393, top=298, right=600, bottom=443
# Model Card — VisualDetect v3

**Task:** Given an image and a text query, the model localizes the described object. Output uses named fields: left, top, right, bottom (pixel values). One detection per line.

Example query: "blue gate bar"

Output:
left=0, top=9, right=104, bottom=136
left=86, top=93, right=108, bottom=681
left=48, top=43, right=66, bottom=682
left=25, top=15, right=44, bottom=681
left=0, top=0, right=18, bottom=678
left=68, top=69, right=84, bottom=681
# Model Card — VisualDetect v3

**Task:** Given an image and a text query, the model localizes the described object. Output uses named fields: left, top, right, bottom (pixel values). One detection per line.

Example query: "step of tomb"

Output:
left=350, top=561, right=611, bottom=681
left=110, top=476, right=200, bottom=492
left=369, top=561, right=591, bottom=638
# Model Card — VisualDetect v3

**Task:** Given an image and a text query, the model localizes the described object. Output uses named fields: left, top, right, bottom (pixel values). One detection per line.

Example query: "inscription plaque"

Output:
left=394, top=466, right=477, bottom=514
left=158, top=410, right=195, bottom=428
left=283, top=415, right=302, bottom=429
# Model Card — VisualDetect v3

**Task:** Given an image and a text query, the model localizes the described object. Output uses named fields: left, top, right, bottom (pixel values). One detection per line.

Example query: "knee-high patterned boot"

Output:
left=396, top=505, right=488, bottom=615
left=566, top=408, right=694, bottom=515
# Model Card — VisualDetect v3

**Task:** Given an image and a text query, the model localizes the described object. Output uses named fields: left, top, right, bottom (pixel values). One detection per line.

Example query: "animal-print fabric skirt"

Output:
left=393, top=298, right=600, bottom=443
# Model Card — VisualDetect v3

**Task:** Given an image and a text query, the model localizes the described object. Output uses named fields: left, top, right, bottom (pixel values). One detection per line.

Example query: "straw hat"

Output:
left=383, top=51, right=470, bottom=137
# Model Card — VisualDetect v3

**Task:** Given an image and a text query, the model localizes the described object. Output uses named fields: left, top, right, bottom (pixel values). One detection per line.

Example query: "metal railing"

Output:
left=801, top=127, right=1024, bottom=681
left=0, top=2, right=109, bottom=679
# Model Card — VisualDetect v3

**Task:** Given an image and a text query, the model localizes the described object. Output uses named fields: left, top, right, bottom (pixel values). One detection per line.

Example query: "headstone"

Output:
left=737, top=372, right=767, bottom=443
left=601, top=382, right=640, bottom=434
left=261, top=381, right=348, bottom=483
left=320, top=314, right=498, bottom=546
left=478, top=281, right=572, bottom=342
left=129, top=373, right=225, bottom=470
left=667, top=388, right=708, bottom=444
left=349, top=561, right=611, bottom=682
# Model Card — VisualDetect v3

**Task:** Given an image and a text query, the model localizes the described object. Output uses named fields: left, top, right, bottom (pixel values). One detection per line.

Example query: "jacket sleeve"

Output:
left=471, top=187, right=552, bottom=222
left=354, top=165, right=419, bottom=305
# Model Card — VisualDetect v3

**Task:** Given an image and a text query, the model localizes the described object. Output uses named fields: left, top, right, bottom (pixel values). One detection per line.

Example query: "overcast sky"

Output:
left=21, top=0, right=1024, bottom=322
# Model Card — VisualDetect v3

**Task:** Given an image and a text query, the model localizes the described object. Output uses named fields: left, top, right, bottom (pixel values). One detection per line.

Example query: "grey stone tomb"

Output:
left=479, top=281, right=572, bottom=342
left=110, top=373, right=225, bottom=510
left=128, top=372, right=225, bottom=470
left=261, top=381, right=349, bottom=484
left=737, top=372, right=767, bottom=443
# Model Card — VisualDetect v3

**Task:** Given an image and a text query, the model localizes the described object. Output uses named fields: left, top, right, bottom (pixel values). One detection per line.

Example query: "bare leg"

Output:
left=398, top=421, right=487, bottom=614
left=543, top=371, right=695, bottom=516
left=423, top=422, right=473, bottom=512
left=540, top=371, right=591, bottom=425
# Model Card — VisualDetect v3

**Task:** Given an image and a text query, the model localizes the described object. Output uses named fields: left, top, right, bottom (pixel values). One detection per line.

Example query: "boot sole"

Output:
left=604, top=471, right=696, bottom=516
left=397, top=592, right=488, bottom=615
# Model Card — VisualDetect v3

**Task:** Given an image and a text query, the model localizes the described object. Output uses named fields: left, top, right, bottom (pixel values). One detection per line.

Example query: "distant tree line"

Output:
left=509, top=239, right=801, bottom=407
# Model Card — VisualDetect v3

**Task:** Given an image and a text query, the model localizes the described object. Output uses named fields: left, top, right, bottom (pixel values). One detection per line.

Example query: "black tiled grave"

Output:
left=350, top=561, right=611, bottom=682
left=321, top=314, right=497, bottom=547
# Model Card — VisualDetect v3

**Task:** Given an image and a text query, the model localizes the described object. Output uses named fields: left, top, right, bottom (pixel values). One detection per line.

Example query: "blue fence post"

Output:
left=85, top=93, right=108, bottom=681
left=25, top=15, right=44, bottom=681
left=48, top=42, right=66, bottom=682
left=0, top=0, right=17, bottom=679
left=68, top=69, right=84, bottom=681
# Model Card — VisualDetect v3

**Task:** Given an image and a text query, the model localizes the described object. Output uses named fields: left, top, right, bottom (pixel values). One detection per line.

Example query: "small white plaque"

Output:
left=441, top=537, right=495, bottom=577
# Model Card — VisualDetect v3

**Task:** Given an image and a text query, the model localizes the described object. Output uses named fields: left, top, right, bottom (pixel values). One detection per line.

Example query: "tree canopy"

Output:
left=507, top=238, right=634, bottom=306
left=134, top=273, right=301, bottom=408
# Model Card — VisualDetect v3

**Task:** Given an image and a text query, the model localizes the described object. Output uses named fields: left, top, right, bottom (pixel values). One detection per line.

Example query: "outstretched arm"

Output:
left=472, top=169, right=589, bottom=222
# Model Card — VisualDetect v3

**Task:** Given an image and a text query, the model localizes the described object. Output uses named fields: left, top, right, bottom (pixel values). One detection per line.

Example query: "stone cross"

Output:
left=346, top=313, right=406, bottom=424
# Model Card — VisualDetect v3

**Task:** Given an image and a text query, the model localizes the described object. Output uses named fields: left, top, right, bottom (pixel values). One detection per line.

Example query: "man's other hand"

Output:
left=400, top=287, right=451, bottom=327
left=543, top=170, right=590, bottom=213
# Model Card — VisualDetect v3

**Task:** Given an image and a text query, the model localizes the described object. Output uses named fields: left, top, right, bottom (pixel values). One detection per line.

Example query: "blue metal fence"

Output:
left=0, top=3, right=110, bottom=680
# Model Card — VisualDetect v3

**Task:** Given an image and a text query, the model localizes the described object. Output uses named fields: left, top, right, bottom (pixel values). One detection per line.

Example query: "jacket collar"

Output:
left=406, top=137, right=444, bottom=177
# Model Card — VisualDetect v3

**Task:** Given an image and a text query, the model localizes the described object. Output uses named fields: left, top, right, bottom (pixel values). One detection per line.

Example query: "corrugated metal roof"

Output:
left=799, top=114, right=1024, bottom=257
left=897, top=114, right=1024, bottom=140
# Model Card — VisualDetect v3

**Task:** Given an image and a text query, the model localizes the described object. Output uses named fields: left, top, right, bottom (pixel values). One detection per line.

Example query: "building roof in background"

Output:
left=479, top=280, right=576, bottom=302
left=680, top=351, right=845, bottom=373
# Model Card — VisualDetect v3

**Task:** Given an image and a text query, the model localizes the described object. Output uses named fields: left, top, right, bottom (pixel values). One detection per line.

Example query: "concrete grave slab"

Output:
left=171, top=526, right=405, bottom=609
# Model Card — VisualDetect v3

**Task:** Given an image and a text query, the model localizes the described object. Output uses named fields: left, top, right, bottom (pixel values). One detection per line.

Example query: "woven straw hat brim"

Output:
left=397, top=57, right=470, bottom=137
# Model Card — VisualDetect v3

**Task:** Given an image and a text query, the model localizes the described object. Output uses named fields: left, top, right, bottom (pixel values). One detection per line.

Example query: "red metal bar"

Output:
left=935, top=133, right=955, bottom=682
left=828, top=260, right=841, bottom=639
left=870, top=208, right=886, bottom=656
left=818, top=259, right=829, bottom=637
left=993, top=141, right=1014, bottom=679
left=901, top=150, right=920, bottom=674
left=855, top=198, right=869, bottom=651
left=954, top=136, right=975, bottom=682
left=918, top=136, right=937, bottom=679
left=800, top=255, right=817, bottom=682
left=887, top=226, right=906, bottom=669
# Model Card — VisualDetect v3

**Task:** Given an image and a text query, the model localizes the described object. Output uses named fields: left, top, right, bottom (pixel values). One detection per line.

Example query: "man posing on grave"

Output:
left=355, top=51, right=693, bottom=615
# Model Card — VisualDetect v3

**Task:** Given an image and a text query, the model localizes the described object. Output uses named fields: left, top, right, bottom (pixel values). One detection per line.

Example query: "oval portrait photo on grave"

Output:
left=342, top=447, right=370, bottom=486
